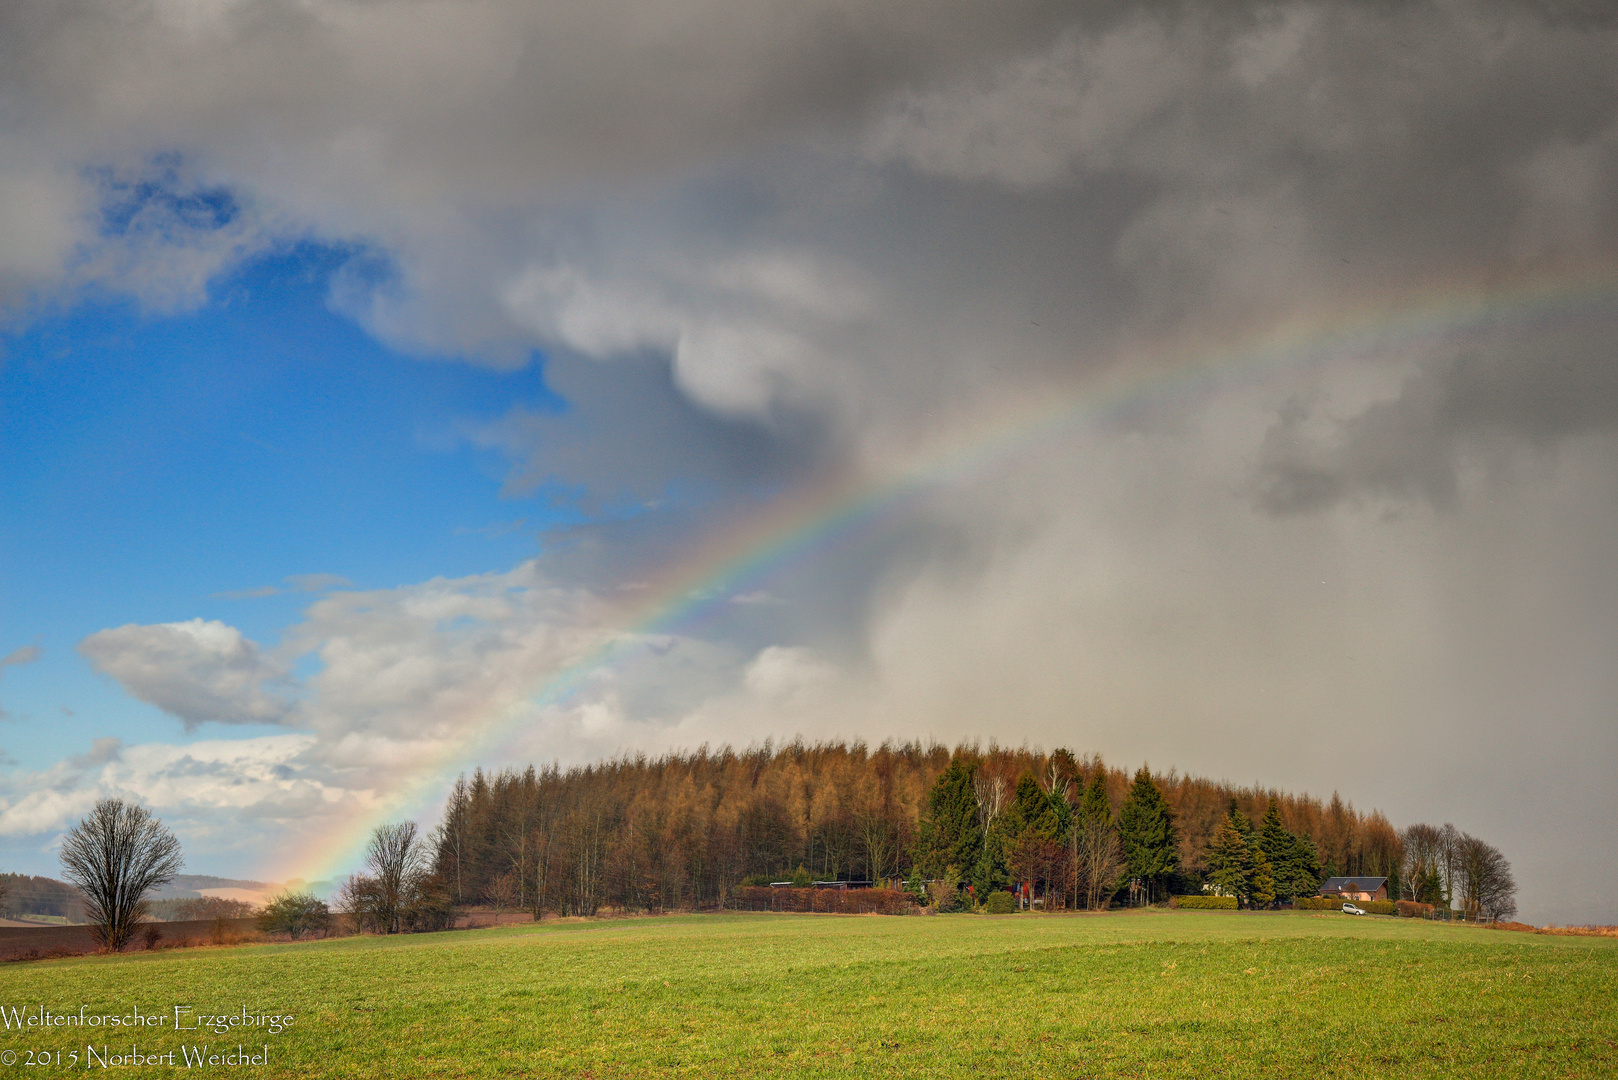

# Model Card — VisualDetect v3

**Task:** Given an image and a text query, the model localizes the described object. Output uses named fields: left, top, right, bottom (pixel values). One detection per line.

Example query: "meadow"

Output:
left=2, top=910, right=1614, bottom=1078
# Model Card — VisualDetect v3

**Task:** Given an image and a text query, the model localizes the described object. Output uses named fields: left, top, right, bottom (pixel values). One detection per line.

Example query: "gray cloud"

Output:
left=1256, top=315, right=1618, bottom=514
left=212, top=586, right=282, bottom=600
left=78, top=619, right=296, bottom=730
left=284, top=573, right=353, bottom=593
left=67, top=736, right=123, bottom=769
left=0, top=644, right=41, bottom=673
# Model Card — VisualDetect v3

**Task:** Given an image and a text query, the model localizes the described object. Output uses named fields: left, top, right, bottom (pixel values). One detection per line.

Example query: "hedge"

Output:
left=1171, top=895, right=1237, bottom=910
left=1296, top=896, right=1400, bottom=914
left=732, top=887, right=913, bottom=914
left=983, top=890, right=1016, bottom=914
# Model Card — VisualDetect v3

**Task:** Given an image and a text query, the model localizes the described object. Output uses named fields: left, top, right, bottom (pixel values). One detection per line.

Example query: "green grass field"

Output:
left=2, top=910, right=1614, bottom=1078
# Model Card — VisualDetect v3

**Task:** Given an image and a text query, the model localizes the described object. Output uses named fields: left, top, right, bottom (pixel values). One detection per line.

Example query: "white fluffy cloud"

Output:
left=0, top=732, right=318, bottom=828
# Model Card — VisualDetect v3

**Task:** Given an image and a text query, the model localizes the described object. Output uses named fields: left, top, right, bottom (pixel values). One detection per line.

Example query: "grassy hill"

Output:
left=3, top=911, right=1613, bottom=1078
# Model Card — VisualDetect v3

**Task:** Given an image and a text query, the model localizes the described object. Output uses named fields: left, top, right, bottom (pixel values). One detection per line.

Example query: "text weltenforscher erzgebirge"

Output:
left=0, top=1004, right=296, bottom=1069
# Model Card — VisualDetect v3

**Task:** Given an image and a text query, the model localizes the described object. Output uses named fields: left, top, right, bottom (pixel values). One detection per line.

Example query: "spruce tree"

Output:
left=1012, top=773, right=1061, bottom=839
left=1080, top=770, right=1112, bottom=827
left=1288, top=833, right=1324, bottom=900
left=1227, top=798, right=1255, bottom=842
left=1117, top=767, right=1179, bottom=904
left=1256, top=797, right=1301, bottom=903
left=973, top=810, right=1015, bottom=900
left=1249, top=845, right=1276, bottom=908
left=1204, top=812, right=1252, bottom=903
left=915, top=758, right=982, bottom=879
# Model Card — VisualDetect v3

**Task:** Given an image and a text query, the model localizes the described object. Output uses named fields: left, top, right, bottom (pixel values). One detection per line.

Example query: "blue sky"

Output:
left=1, top=0, right=1616, bottom=924
left=2, top=246, right=569, bottom=761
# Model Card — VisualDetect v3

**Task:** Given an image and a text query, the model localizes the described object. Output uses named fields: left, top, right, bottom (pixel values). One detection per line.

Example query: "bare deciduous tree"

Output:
left=1074, top=814, right=1125, bottom=911
left=489, top=870, right=519, bottom=915
left=1399, top=822, right=1449, bottom=904
left=59, top=798, right=183, bottom=952
left=337, top=873, right=384, bottom=933
left=1455, top=834, right=1517, bottom=922
left=972, top=773, right=1008, bottom=832
left=366, top=821, right=428, bottom=934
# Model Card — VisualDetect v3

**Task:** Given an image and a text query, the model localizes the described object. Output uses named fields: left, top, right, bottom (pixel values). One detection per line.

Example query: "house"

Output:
left=1319, top=876, right=1389, bottom=902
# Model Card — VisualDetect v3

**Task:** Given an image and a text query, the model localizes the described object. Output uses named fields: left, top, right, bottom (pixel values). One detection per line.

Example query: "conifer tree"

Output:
left=1249, top=845, right=1276, bottom=908
left=1204, top=812, right=1252, bottom=902
left=973, top=805, right=1016, bottom=900
left=1012, top=773, right=1061, bottom=839
left=1005, top=772, right=1070, bottom=909
left=1227, top=797, right=1255, bottom=842
left=1287, top=833, right=1324, bottom=900
left=1256, top=797, right=1302, bottom=903
left=1117, top=767, right=1179, bottom=904
left=915, top=757, right=982, bottom=880
left=1080, top=770, right=1111, bottom=824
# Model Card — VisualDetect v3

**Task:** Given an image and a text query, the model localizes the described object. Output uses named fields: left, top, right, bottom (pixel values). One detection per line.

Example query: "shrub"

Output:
left=258, top=891, right=334, bottom=940
left=1396, top=900, right=1435, bottom=918
left=983, top=890, right=1016, bottom=914
left=1294, top=897, right=1338, bottom=910
left=927, top=869, right=965, bottom=913
left=1363, top=900, right=1396, bottom=915
left=1172, top=895, right=1237, bottom=910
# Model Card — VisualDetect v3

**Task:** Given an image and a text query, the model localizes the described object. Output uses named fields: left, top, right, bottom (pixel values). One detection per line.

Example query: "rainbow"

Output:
left=284, top=261, right=1618, bottom=884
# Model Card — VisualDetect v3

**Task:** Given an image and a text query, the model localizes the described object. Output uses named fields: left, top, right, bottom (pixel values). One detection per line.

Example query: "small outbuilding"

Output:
left=1319, top=876, right=1389, bottom=902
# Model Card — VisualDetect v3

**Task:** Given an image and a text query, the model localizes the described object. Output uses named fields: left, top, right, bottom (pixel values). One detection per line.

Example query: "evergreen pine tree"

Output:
left=1080, top=770, right=1112, bottom=827
left=1117, top=767, right=1179, bottom=904
left=915, top=758, right=982, bottom=879
left=1288, top=833, right=1324, bottom=900
left=1227, top=798, right=1255, bottom=842
left=1012, top=773, right=1061, bottom=839
left=1249, top=845, right=1276, bottom=908
left=1256, top=797, right=1301, bottom=903
left=973, top=810, right=1015, bottom=900
left=1204, top=812, right=1252, bottom=903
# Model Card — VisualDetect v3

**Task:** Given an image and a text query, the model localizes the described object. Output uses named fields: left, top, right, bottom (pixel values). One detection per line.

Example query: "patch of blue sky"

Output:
left=89, top=155, right=242, bottom=238
left=0, top=242, right=577, bottom=765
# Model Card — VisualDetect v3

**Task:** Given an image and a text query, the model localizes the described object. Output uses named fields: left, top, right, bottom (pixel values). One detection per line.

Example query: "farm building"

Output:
left=1319, top=876, right=1389, bottom=902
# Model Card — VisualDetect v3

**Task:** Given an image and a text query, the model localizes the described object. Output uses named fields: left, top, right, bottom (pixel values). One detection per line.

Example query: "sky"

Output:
left=1, top=0, right=1615, bottom=924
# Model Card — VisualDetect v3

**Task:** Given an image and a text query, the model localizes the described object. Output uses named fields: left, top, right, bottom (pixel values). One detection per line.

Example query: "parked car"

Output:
left=1341, top=903, right=1367, bottom=915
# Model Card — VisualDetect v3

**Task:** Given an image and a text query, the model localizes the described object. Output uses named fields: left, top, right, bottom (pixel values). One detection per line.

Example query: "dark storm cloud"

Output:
left=1256, top=314, right=1618, bottom=514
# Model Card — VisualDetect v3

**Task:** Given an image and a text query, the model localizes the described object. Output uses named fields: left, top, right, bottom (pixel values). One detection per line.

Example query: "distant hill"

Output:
left=0, top=873, right=85, bottom=920
left=2, top=873, right=283, bottom=921
left=152, top=875, right=276, bottom=899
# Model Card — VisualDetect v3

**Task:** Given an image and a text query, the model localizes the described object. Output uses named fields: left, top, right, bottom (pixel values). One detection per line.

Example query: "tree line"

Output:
left=18, top=743, right=1516, bottom=952
left=427, top=740, right=1457, bottom=915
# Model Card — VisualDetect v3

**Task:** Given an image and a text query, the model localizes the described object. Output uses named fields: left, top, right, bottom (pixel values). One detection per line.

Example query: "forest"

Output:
left=428, top=740, right=1479, bottom=917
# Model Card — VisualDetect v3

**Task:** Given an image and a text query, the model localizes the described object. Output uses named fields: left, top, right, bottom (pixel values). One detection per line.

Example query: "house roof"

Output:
left=1320, top=876, right=1388, bottom=891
